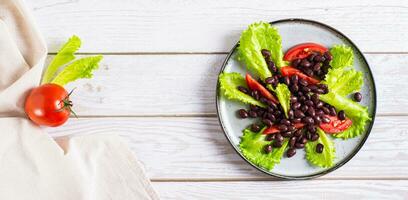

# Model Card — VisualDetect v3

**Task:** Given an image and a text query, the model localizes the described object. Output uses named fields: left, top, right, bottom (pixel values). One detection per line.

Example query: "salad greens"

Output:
left=305, top=128, right=336, bottom=168
left=42, top=35, right=103, bottom=86
left=240, top=128, right=288, bottom=171
left=274, top=83, right=291, bottom=118
left=219, top=72, right=266, bottom=108
left=320, top=45, right=371, bottom=139
left=237, top=22, right=284, bottom=80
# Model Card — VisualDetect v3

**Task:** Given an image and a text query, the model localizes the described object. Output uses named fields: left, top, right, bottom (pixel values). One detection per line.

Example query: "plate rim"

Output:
left=215, top=18, right=377, bottom=180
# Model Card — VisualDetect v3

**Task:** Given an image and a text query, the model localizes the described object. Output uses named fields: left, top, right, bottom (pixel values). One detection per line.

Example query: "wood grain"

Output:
left=27, top=0, right=408, bottom=53
left=53, top=54, right=408, bottom=116
left=152, top=180, right=408, bottom=200
left=48, top=116, right=408, bottom=180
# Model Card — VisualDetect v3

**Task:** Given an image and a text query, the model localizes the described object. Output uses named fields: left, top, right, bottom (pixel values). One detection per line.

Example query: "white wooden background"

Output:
left=27, top=0, right=408, bottom=199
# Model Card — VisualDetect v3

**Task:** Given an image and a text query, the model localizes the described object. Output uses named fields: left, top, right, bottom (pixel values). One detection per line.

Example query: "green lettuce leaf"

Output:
left=323, top=67, right=363, bottom=96
left=275, top=83, right=291, bottom=118
left=240, top=128, right=288, bottom=171
left=305, top=128, right=336, bottom=168
left=219, top=72, right=266, bottom=108
left=237, top=22, right=284, bottom=80
left=320, top=93, right=371, bottom=139
left=42, top=35, right=81, bottom=84
left=51, top=55, right=103, bottom=86
left=329, top=44, right=354, bottom=69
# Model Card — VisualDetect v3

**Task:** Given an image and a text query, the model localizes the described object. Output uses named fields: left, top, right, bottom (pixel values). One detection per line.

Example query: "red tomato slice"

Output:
left=280, top=66, right=320, bottom=85
left=245, top=74, right=278, bottom=104
left=284, top=43, right=328, bottom=61
left=319, top=115, right=352, bottom=134
left=263, top=123, right=304, bottom=135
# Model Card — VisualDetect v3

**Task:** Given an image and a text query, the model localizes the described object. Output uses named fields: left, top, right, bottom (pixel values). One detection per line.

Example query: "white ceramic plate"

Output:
left=216, top=19, right=376, bottom=179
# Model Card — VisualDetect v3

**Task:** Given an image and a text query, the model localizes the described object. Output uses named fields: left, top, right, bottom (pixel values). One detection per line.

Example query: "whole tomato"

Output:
left=25, top=83, right=73, bottom=127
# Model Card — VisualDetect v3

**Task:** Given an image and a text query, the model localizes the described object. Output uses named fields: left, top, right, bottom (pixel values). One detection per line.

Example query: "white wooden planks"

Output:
left=27, top=0, right=408, bottom=53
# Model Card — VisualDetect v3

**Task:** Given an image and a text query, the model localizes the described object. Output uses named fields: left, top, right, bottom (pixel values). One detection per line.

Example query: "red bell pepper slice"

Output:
left=319, top=115, right=353, bottom=134
left=245, top=74, right=278, bottom=104
left=263, top=123, right=305, bottom=135
left=280, top=66, right=320, bottom=85
left=283, top=43, right=328, bottom=61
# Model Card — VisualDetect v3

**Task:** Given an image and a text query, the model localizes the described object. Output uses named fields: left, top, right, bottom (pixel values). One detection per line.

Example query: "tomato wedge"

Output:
left=263, top=123, right=305, bottom=135
left=280, top=66, right=320, bottom=85
left=245, top=74, right=278, bottom=104
left=284, top=43, right=328, bottom=61
left=319, top=115, right=352, bottom=134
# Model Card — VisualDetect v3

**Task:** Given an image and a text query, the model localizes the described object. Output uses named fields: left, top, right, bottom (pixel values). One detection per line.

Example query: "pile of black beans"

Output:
left=236, top=49, right=363, bottom=159
left=291, top=51, right=332, bottom=80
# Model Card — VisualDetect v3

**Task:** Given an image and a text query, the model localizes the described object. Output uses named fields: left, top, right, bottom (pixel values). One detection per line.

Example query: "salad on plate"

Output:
left=218, top=22, right=371, bottom=170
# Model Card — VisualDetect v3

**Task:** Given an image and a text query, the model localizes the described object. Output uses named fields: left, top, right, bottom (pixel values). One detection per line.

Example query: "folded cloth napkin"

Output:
left=0, top=0, right=159, bottom=199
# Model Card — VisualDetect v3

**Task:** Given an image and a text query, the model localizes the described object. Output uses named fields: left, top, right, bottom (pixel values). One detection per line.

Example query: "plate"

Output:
left=216, top=19, right=377, bottom=179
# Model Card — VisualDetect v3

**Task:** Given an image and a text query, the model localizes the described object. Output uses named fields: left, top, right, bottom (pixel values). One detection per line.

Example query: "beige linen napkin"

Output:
left=0, top=0, right=158, bottom=199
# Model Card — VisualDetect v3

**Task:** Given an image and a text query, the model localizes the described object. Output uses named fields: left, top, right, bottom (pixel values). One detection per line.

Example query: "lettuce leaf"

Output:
left=329, top=45, right=354, bottom=69
left=305, top=128, right=336, bottom=168
left=275, top=83, right=291, bottom=118
left=240, top=128, right=288, bottom=171
left=51, top=55, right=103, bottom=86
left=323, top=67, right=363, bottom=96
left=237, top=22, right=284, bottom=80
left=42, top=35, right=81, bottom=84
left=320, top=93, right=371, bottom=139
left=219, top=72, right=266, bottom=107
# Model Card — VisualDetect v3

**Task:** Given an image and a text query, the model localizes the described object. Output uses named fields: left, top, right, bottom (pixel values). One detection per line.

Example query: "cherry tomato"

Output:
left=319, top=115, right=352, bottom=133
left=284, top=43, right=328, bottom=61
left=280, top=66, right=320, bottom=85
left=245, top=74, right=278, bottom=104
left=263, top=123, right=304, bottom=135
left=25, top=83, right=72, bottom=127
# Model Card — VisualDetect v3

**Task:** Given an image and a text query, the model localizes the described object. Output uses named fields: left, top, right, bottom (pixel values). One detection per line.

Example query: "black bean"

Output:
left=292, top=118, right=302, bottom=123
left=294, top=129, right=303, bottom=137
left=262, top=119, right=273, bottom=127
left=315, top=109, right=324, bottom=116
left=300, top=137, right=308, bottom=144
left=278, top=124, right=288, bottom=132
left=282, top=131, right=293, bottom=138
left=307, top=125, right=317, bottom=133
left=311, top=94, right=319, bottom=103
left=290, top=96, right=298, bottom=103
left=237, top=109, right=248, bottom=118
left=292, top=102, right=301, bottom=110
left=251, top=123, right=260, bottom=132
left=316, top=143, right=324, bottom=153
left=307, top=107, right=316, bottom=117
left=299, top=96, right=307, bottom=102
left=311, top=133, right=319, bottom=141
left=295, top=143, right=305, bottom=149
left=318, top=83, right=328, bottom=90
left=260, top=97, right=268, bottom=104
left=354, top=92, right=362, bottom=102
left=281, top=119, right=291, bottom=126
left=291, top=75, right=299, bottom=85
left=338, top=110, right=346, bottom=120
left=304, top=69, right=314, bottom=76
left=237, top=86, right=249, bottom=94
left=288, top=109, right=294, bottom=119
left=290, top=84, right=299, bottom=92
left=329, top=107, right=337, bottom=116
left=299, top=79, right=308, bottom=86
left=323, top=52, right=333, bottom=61
left=273, top=140, right=283, bottom=148
left=305, top=100, right=314, bottom=107
left=307, top=53, right=317, bottom=62
left=250, top=105, right=259, bottom=111
left=265, top=134, right=275, bottom=141
left=283, top=76, right=290, bottom=85
left=312, top=63, right=321, bottom=71
left=313, top=55, right=323, bottom=62
left=301, top=105, right=309, bottom=112
left=249, top=111, right=258, bottom=118
left=286, top=148, right=296, bottom=158
left=265, top=77, right=274, bottom=84
left=292, top=58, right=302, bottom=68
left=268, top=101, right=277, bottom=109
left=275, top=133, right=283, bottom=142
left=322, top=107, right=330, bottom=115
left=251, top=90, right=260, bottom=100
left=297, top=91, right=304, bottom=97
left=264, top=144, right=273, bottom=153
left=269, top=63, right=277, bottom=74
left=268, top=114, right=276, bottom=122
left=261, top=49, right=271, bottom=57
left=316, top=88, right=325, bottom=94
left=321, top=116, right=331, bottom=123
left=303, top=116, right=315, bottom=125
left=315, top=101, right=324, bottom=109
left=302, top=86, right=311, bottom=93
left=294, top=110, right=305, bottom=118
left=274, top=110, right=282, bottom=117
left=287, top=125, right=295, bottom=132
left=306, top=132, right=312, bottom=140
left=300, top=59, right=312, bottom=68
left=314, top=115, right=322, bottom=124
left=308, top=85, right=318, bottom=92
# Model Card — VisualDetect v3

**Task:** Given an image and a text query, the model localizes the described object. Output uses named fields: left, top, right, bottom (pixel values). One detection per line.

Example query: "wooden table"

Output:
left=28, top=0, right=408, bottom=199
